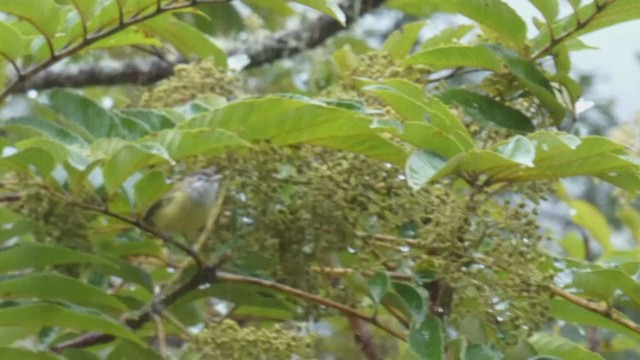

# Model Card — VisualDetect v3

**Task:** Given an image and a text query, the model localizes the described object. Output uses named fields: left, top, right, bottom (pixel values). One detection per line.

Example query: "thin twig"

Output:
left=63, top=196, right=203, bottom=268
left=152, top=313, right=167, bottom=357
left=216, top=271, right=406, bottom=341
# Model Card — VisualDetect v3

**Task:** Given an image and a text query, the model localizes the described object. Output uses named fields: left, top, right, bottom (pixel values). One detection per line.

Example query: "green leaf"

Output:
left=174, top=283, right=293, bottom=314
left=566, top=200, right=612, bottom=253
left=550, top=299, right=640, bottom=341
left=120, top=109, right=176, bottom=132
left=400, top=122, right=467, bottom=159
left=0, top=1, right=63, bottom=40
left=88, top=27, right=164, bottom=49
left=528, top=333, right=605, bottom=360
left=434, top=0, right=526, bottom=45
left=438, top=89, right=534, bottom=132
left=48, top=89, right=120, bottom=139
left=0, top=22, right=26, bottom=60
left=393, top=282, right=427, bottom=322
left=138, top=14, right=227, bottom=68
left=0, top=347, right=64, bottom=360
left=460, top=315, right=488, bottom=345
left=419, top=25, right=476, bottom=50
left=382, top=21, right=426, bottom=59
left=405, top=150, right=448, bottom=190
left=3, top=116, right=89, bottom=146
left=530, top=0, right=559, bottom=23
left=405, top=44, right=503, bottom=71
left=103, top=144, right=171, bottom=194
left=0, top=148, right=55, bottom=177
left=493, top=136, right=536, bottom=167
left=292, top=0, right=346, bottom=26
left=617, top=206, right=640, bottom=242
left=465, top=344, right=502, bottom=360
left=409, top=316, right=444, bottom=360
left=0, top=273, right=128, bottom=313
left=368, top=271, right=391, bottom=304
left=0, top=244, right=153, bottom=292
left=363, top=84, right=429, bottom=122
left=488, top=46, right=566, bottom=123
left=145, top=128, right=250, bottom=160
left=0, top=303, right=143, bottom=345
left=559, top=231, right=586, bottom=259
left=60, top=348, right=100, bottom=360
left=424, top=97, right=475, bottom=150
left=572, top=269, right=640, bottom=307
left=107, top=339, right=163, bottom=360
left=183, top=96, right=408, bottom=165
left=134, top=169, right=172, bottom=211
left=68, top=0, right=100, bottom=24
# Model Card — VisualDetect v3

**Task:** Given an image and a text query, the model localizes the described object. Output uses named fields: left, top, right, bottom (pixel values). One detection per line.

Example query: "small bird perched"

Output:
left=144, top=167, right=223, bottom=238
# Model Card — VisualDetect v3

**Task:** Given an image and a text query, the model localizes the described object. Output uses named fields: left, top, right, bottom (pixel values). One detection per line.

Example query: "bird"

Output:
left=144, top=167, right=223, bottom=238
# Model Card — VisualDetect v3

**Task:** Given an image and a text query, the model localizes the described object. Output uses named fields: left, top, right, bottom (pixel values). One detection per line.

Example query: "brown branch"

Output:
left=216, top=272, right=406, bottom=341
left=549, top=286, right=640, bottom=334
left=349, top=317, right=383, bottom=360
left=7, top=0, right=387, bottom=94
left=61, top=196, right=203, bottom=269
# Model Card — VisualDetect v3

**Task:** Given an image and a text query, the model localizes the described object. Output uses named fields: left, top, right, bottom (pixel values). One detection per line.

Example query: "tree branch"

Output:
left=51, top=255, right=231, bottom=352
left=7, top=0, right=387, bottom=94
left=216, top=272, right=406, bottom=341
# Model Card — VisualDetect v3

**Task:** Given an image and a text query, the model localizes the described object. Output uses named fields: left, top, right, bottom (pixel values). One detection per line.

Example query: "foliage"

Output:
left=1, top=0, right=640, bottom=359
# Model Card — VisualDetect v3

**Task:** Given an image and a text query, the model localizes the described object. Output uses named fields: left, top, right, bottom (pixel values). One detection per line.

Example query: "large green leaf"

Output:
left=571, top=269, right=640, bottom=307
left=0, top=303, right=143, bottom=345
left=438, top=89, right=535, bottom=132
left=292, top=0, right=346, bottom=26
left=103, top=144, right=172, bottom=194
left=182, top=96, right=408, bottom=164
left=0, top=22, right=26, bottom=60
left=400, top=122, right=467, bottom=159
left=382, top=21, right=426, bottom=59
left=0, top=244, right=153, bottom=292
left=0, top=148, right=55, bottom=177
left=409, top=316, right=444, bottom=360
left=488, top=46, right=566, bottom=122
left=68, top=0, right=100, bottom=24
left=144, top=128, right=251, bottom=160
left=550, top=299, right=640, bottom=341
left=529, top=333, right=604, bottom=360
left=0, top=273, right=128, bottom=313
left=405, top=44, right=503, bottom=71
left=48, top=90, right=120, bottom=139
left=405, top=150, right=447, bottom=190
left=0, top=1, right=63, bottom=41
left=138, top=14, right=227, bottom=67
left=0, top=347, right=64, bottom=360
left=173, top=282, right=294, bottom=314
left=368, top=271, right=391, bottom=304
left=3, top=116, right=89, bottom=146
left=419, top=25, right=476, bottom=50
left=429, top=0, right=526, bottom=45
left=566, top=200, right=612, bottom=253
